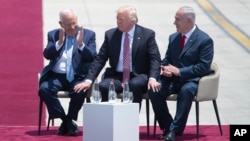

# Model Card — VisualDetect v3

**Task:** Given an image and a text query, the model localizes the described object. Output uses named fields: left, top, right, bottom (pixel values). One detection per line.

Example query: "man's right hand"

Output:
left=161, top=65, right=173, bottom=77
left=58, top=28, right=65, bottom=46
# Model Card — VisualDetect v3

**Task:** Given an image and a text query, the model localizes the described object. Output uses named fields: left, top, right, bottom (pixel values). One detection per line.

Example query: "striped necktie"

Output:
left=123, top=33, right=130, bottom=82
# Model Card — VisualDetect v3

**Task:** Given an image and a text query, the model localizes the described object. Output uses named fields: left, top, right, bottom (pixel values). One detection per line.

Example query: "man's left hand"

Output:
left=148, top=78, right=161, bottom=92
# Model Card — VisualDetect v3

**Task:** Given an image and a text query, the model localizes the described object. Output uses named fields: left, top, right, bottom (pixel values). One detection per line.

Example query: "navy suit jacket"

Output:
left=39, top=28, right=96, bottom=84
left=162, top=26, right=214, bottom=82
left=86, top=24, right=161, bottom=81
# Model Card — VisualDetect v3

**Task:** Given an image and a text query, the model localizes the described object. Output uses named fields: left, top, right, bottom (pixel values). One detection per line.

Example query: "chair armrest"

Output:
left=57, top=91, right=70, bottom=98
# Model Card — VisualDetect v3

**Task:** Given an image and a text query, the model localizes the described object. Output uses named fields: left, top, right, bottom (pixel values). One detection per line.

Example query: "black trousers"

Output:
left=149, top=76, right=197, bottom=134
left=99, top=72, right=148, bottom=105
left=38, top=72, right=86, bottom=120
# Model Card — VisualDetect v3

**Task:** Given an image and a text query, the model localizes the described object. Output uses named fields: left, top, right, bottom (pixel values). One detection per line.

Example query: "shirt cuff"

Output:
left=85, top=79, right=92, bottom=84
left=55, top=41, right=62, bottom=51
left=149, top=77, right=156, bottom=81
left=78, top=42, right=85, bottom=51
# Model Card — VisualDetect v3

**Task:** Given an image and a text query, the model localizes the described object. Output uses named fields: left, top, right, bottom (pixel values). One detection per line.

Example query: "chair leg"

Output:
left=38, top=98, right=43, bottom=135
left=52, top=119, right=54, bottom=126
left=146, top=99, right=150, bottom=137
left=86, top=97, right=91, bottom=103
left=47, top=117, right=51, bottom=131
left=213, top=100, right=223, bottom=135
left=195, top=102, right=199, bottom=140
left=153, top=116, right=157, bottom=137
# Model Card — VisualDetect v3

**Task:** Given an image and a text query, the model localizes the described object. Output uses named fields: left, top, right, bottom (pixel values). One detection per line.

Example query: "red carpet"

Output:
left=0, top=125, right=229, bottom=141
left=0, top=0, right=43, bottom=126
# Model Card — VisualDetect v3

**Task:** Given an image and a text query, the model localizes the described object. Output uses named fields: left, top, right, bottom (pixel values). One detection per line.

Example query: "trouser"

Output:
left=149, top=76, right=197, bottom=134
left=99, top=72, right=148, bottom=108
left=39, top=72, right=86, bottom=120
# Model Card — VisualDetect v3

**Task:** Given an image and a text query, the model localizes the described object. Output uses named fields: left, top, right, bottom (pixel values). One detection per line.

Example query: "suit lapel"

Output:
left=113, top=30, right=123, bottom=67
left=132, top=25, right=141, bottom=60
left=179, top=28, right=199, bottom=58
left=72, top=28, right=82, bottom=58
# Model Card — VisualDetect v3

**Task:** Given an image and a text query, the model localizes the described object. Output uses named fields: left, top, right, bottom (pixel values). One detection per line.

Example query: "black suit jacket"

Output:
left=86, top=24, right=161, bottom=81
left=39, top=28, right=96, bottom=84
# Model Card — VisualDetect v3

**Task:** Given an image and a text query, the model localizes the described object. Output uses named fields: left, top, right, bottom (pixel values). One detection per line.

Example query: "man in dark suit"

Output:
left=38, top=9, right=96, bottom=136
left=74, top=5, right=161, bottom=107
left=149, top=6, right=214, bottom=141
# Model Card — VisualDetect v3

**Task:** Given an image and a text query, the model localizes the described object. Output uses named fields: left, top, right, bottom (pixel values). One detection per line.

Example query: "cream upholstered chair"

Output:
left=37, top=73, right=92, bottom=135
left=153, top=62, right=222, bottom=139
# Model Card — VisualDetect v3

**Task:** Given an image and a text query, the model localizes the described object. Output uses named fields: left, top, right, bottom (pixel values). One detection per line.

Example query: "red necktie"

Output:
left=180, top=35, right=186, bottom=51
left=123, top=33, right=130, bottom=82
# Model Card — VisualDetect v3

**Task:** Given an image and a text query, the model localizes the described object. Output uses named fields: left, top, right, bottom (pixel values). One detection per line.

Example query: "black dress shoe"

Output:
left=164, top=131, right=175, bottom=141
left=159, top=129, right=169, bottom=139
left=66, top=120, right=79, bottom=136
left=57, top=122, right=68, bottom=135
left=176, top=132, right=183, bottom=136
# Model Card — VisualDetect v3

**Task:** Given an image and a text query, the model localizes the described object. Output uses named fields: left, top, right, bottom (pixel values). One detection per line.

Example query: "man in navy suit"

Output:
left=149, top=6, right=214, bottom=141
left=74, top=5, right=161, bottom=107
left=39, top=9, right=96, bottom=136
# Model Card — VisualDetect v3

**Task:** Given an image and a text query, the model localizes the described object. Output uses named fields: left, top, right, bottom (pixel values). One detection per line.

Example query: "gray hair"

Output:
left=59, top=9, right=77, bottom=21
left=116, top=5, right=138, bottom=23
left=180, top=6, right=195, bottom=23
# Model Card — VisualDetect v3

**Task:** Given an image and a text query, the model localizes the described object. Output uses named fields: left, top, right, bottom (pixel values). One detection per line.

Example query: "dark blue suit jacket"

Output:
left=162, top=26, right=214, bottom=82
left=86, top=24, right=161, bottom=81
left=39, top=28, right=96, bottom=84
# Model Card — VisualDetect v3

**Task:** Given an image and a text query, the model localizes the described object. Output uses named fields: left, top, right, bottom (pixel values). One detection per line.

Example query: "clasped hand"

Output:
left=161, top=64, right=180, bottom=77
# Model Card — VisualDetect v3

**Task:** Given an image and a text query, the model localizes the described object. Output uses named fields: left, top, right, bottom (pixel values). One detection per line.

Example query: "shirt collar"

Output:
left=124, top=25, right=135, bottom=38
left=184, top=25, right=196, bottom=39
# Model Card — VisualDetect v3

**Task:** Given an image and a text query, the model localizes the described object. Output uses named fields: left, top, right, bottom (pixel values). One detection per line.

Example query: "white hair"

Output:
left=180, top=6, right=195, bottom=23
left=59, top=9, right=77, bottom=21
left=116, top=5, right=138, bottom=23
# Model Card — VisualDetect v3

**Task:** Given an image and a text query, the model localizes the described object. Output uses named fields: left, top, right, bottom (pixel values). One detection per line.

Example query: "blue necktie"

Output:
left=66, top=36, right=74, bottom=82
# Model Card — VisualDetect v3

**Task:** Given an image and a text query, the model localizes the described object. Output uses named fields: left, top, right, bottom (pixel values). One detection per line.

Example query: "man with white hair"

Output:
left=39, top=9, right=96, bottom=136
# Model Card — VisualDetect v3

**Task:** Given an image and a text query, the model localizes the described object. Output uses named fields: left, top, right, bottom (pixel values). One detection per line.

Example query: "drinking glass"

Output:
left=128, top=92, right=133, bottom=103
left=108, top=91, right=117, bottom=103
left=92, top=90, right=102, bottom=103
left=122, top=91, right=130, bottom=103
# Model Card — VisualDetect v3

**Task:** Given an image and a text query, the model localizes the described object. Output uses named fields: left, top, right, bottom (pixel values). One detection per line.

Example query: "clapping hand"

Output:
left=76, top=26, right=84, bottom=47
left=58, top=28, right=65, bottom=46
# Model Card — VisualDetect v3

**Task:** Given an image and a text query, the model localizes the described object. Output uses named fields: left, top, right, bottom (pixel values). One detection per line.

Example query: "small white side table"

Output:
left=83, top=102, right=139, bottom=141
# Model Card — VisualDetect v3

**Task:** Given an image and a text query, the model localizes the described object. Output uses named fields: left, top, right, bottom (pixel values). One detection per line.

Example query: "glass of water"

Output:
left=92, top=90, right=102, bottom=103
left=122, top=91, right=130, bottom=103
left=128, top=92, right=133, bottom=103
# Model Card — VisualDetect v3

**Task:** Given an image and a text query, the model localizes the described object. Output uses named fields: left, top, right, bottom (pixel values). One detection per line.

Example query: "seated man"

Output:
left=149, top=6, right=214, bottom=141
left=74, top=5, right=161, bottom=108
left=38, top=9, right=96, bottom=136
